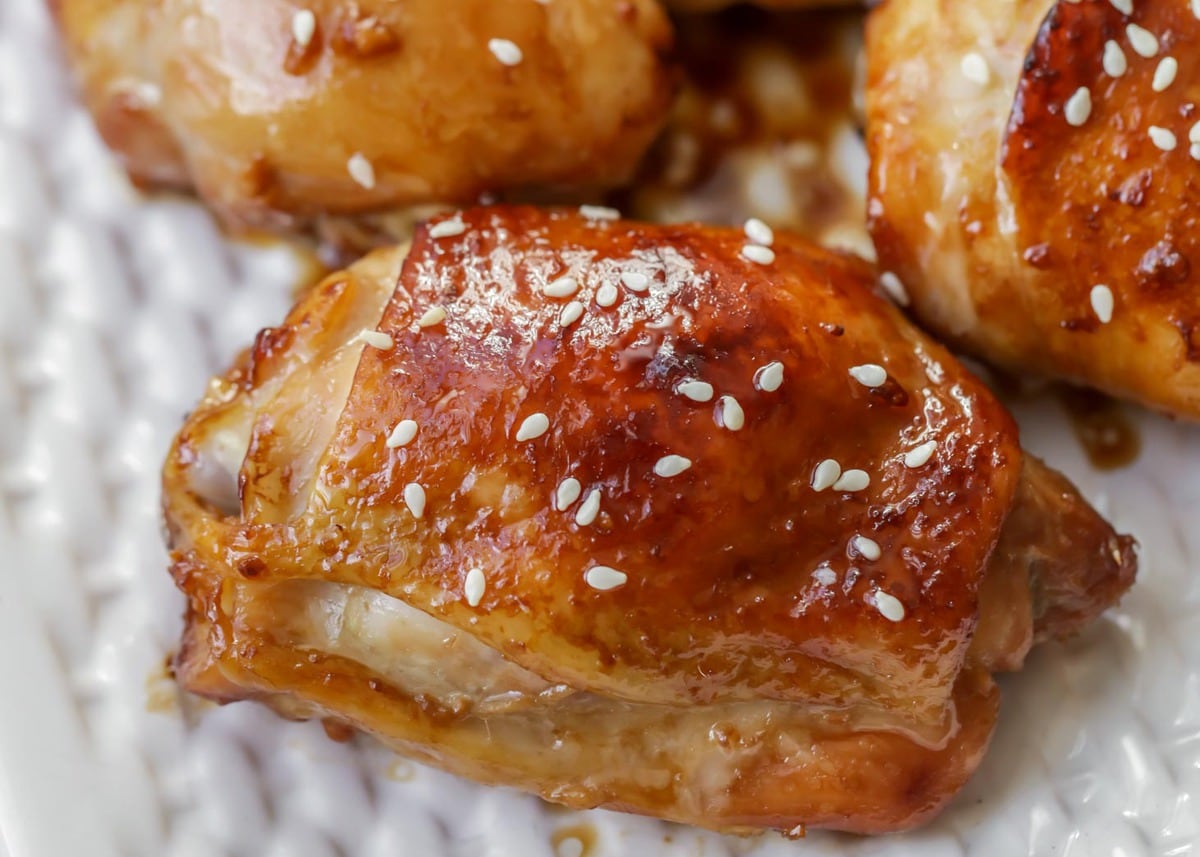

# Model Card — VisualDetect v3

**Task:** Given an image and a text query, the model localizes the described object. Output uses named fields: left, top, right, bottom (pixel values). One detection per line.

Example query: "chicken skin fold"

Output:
left=868, top=0, right=1200, bottom=417
left=163, top=206, right=1135, bottom=834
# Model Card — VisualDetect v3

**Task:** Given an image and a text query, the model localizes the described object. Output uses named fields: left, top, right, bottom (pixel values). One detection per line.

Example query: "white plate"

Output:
left=2, top=1, right=1198, bottom=855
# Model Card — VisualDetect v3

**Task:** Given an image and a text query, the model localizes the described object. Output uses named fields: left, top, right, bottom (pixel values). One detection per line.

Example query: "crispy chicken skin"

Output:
left=163, top=207, right=1134, bottom=834
left=867, top=0, right=1200, bottom=417
left=50, top=0, right=673, bottom=231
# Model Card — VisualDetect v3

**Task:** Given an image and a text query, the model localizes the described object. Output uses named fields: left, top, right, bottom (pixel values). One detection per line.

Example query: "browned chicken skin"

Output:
left=163, top=207, right=1134, bottom=834
left=50, top=0, right=674, bottom=231
left=868, top=0, right=1200, bottom=417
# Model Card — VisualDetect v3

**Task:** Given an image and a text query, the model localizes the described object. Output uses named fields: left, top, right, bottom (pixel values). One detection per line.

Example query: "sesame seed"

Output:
left=464, top=568, right=486, bottom=607
left=879, top=271, right=910, bottom=306
left=1149, top=125, right=1177, bottom=151
left=1103, top=40, right=1128, bottom=77
left=559, top=301, right=585, bottom=327
left=543, top=275, right=578, bottom=298
left=960, top=52, right=990, bottom=85
left=718, top=396, right=745, bottom=431
left=403, top=483, right=426, bottom=519
left=741, top=244, right=776, bottom=265
left=620, top=271, right=649, bottom=292
left=515, top=412, right=550, bottom=442
left=1064, top=87, right=1092, bottom=127
left=654, top=455, right=692, bottom=478
left=1109, top=0, right=1132, bottom=14
left=356, top=329, right=393, bottom=350
left=579, top=204, right=620, bottom=221
left=555, top=477, right=582, bottom=511
left=1090, top=284, right=1115, bottom=323
left=1192, top=142, right=1200, bottom=161
left=1153, top=57, right=1178, bottom=91
left=417, top=306, right=446, bottom=328
left=743, top=217, right=775, bottom=246
left=488, top=38, right=523, bottom=66
left=903, top=440, right=937, bottom=468
left=347, top=152, right=376, bottom=189
left=832, top=469, right=870, bottom=492
left=811, top=459, right=842, bottom=491
left=754, top=361, right=785, bottom=392
left=291, top=10, right=316, bottom=47
left=575, top=489, right=601, bottom=526
left=849, top=364, right=887, bottom=388
left=1190, top=121, right=1200, bottom=144
left=386, top=419, right=418, bottom=448
left=428, top=217, right=466, bottom=238
left=813, top=565, right=837, bottom=586
left=851, top=535, right=881, bottom=561
left=676, top=379, right=714, bottom=402
left=1126, top=23, right=1158, bottom=58
left=584, top=565, right=627, bottom=591
left=595, top=284, right=619, bottom=307
left=1194, top=0, right=1200, bottom=19
left=873, top=590, right=905, bottom=622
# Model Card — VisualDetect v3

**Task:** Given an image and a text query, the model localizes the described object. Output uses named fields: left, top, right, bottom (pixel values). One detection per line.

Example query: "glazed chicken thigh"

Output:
left=51, top=0, right=673, bottom=232
left=164, top=207, right=1134, bottom=834
left=868, top=0, right=1200, bottom=417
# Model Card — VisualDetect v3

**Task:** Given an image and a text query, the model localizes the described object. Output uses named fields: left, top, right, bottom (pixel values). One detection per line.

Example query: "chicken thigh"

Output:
left=51, top=0, right=673, bottom=232
left=164, top=206, right=1135, bottom=834
left=867, top=0, right=1200, bottom=417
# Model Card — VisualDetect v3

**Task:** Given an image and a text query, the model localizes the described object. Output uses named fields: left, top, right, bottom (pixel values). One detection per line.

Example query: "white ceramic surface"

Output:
left=2, top=1, right=1199, bottom=855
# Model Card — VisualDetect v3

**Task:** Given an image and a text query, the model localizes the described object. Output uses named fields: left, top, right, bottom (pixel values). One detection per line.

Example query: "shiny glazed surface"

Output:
left=867, top=0, right=1200, bottom=418
left=163, top=207, right=1134, bottom=834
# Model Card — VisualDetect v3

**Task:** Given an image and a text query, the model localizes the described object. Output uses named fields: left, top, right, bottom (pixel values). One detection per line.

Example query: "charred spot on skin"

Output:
left=869, top=379, right=909, bottom=407
left=1135, top=239, right=1191, bottom=289
left=819, top=322, right=845, bottom=336
left=236, top=556, right=267, bottom=579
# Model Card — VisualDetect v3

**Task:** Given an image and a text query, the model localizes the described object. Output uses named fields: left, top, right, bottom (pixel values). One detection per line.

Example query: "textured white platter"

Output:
left=2, top=1, right=1200, bottom=856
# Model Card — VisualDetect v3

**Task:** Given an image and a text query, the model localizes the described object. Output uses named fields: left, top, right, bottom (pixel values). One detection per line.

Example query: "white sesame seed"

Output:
left=515, top=413, right=550, bottom=442
left=404, top=483, right=426, bottom=519
left=428, top=217, right=466, bottom=238
left=1191, top=121, right=1200, bottom=144
left=754, top=361, right=785, bottom=392
left=291, top=9, right=316, bottom=47
left=676, top=379, right=714, bottom=402
left=1108, top=0, right=1132, bottom=14
left=620, top=271, right=650, bottom=292
left=584, top=565, right=627, bottom=591
left=595, top=284, right=619, bottom=307
left=1194, top=0, right=1200, bottom=19
left=579, top=204, right=620, bottom=221
left=575, top=489, right=601, bottom=526
left=356, top=329, right=393, bottom=350
left=718, top=396, right=745, bottom=431
left=903, top=440, right=937, bottom=468
left=873, top=590, right=905, bottom=622
left=559, top=301, right=585, bottom=327
left=1103, top=40, right=1128, bottom=77
left=543, top=275, right=578, bottom=298
left=1126, top=23, right=1158, bottom=58
left=1064, top=87, right=1092, bottom=127
left=347, top=152, right=376, bottom=189
left=417, top=306, right=446, bottom=328
left=741, top=244, right=776, bottom=265
left=832, top=469, right=870, bottom=492
left=848, top=364, right=887, bottom=388
left=812, top=459, right=842, bottom=491
left=743, top=217, right=775, bottom=246
left=879, top=271, right=910, bottom=306
left=960, top=52, right=990, bottom=85
left=1149, top=125, right=1177, bottom=151
left=654, top=455, right=693, bottom=478
left=488, top=37, right=523, bottom=66
left=813, top=565, right=838, bottom=586
left=464, top=568, right=486, bottom=607
left=386, top=419, right=419, bottom=448
left=1153, top=57, right=1178, bottom=91
left=1090, top=284, right=1115, bottom=324
left=1192, top=142, right=1200, bottom=161
left=555, top=477, right=582, bottom=511
left=852, top=535, right=881, bottom=561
